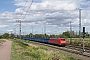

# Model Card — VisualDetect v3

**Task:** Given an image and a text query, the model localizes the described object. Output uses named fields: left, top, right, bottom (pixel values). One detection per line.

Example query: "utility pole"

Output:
left=78, top=8, right=85, bottom=53
left=70, top=21, right=72, bottom=44
left=79, top=9, right=83, bottom=40
left=14, top=28, right=16, bottom=37
left=16, top=20, right=21, bottom=40
left=44, top=21, right=46, bottom=38
left=10, top=30, right=12, bottom=38
left=31, top=26, right=33, bottom=38
left=20, top=20, right=21, bottom=39
left=42, top=28, right=43, bottom=38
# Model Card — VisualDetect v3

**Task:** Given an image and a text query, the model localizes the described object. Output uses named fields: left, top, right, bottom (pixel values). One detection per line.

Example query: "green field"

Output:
left=11, top=39, right=81, bottom=60
left=66, top=38, right=90, bottom=47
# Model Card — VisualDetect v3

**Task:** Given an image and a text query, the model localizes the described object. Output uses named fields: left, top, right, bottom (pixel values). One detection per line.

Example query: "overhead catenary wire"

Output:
left=22, top=0, right=34, bottom=38
left=16, top=0, right=28, bottom=39
left=16, top=0, right=34, bottom=21
left=16, top=0, right=34, bottom=39
left=22, top=0, right=34, bottom=20
left=16, top=0, right=28, bottom=20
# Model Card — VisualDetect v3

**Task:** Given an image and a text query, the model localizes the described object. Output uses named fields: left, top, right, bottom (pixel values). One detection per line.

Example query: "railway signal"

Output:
left=83, top=27, right=85, bottom=38
left=82, top=27, right=85, bottom=53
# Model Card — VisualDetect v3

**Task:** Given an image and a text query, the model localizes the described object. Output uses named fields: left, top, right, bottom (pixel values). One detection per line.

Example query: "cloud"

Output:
left=13, top=0, right=79, bottom=27
left=0, top=25, right=8, bottom=28
left=0, top=0, right=90, bottom=34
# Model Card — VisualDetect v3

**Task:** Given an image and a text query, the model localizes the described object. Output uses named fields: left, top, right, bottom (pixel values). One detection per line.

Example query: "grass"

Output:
left=66, top=38, right=90, bottom=47
left=11, top=39, right=81, bottom=60
left=0, top=39, right=6, bottom=44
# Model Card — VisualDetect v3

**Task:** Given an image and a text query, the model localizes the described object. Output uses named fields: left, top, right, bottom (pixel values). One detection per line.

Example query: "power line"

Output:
left=16, top=0, right=28, bottom=39
left=23, top=0, right=34, bottom=20
left=19, top=0, right=28, bottom=18
left=16, top=0, right=34, bottom=39
left=22, top=0, right=34, bottom=38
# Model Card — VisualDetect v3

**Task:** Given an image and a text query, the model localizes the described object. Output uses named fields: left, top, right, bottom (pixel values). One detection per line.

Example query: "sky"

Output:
left=0, top=0, right=90, bottom=35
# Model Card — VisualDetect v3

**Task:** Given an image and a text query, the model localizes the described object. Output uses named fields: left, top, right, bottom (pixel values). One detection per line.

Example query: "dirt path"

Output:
left=0, top=40, right=12, bottom=60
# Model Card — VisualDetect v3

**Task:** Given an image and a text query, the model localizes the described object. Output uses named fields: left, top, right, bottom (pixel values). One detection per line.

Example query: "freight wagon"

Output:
left=24, top=38, right=66, bottom=46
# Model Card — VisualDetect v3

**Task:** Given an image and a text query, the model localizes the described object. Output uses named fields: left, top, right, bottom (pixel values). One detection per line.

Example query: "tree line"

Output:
left=0, top=31, right=90, bottom=39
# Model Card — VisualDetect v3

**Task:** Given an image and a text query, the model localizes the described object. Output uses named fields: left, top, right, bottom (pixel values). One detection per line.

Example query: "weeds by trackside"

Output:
left=11, top=39, right=81, bottom=60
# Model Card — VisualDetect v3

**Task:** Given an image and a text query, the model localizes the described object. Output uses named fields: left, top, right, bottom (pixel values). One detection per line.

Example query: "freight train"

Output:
left=24, top=38, right=66, bottom=46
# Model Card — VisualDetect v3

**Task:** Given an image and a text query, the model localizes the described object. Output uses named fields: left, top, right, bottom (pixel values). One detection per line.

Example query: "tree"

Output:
left=50, top=34, right=55, bottom=38
left=2, top=33, right=9, bottom=39
left=62, top=31, right=70, bottom=38
left=0, top=35, right=2, bottom=39
left=34, top=34, right=42, bottom=38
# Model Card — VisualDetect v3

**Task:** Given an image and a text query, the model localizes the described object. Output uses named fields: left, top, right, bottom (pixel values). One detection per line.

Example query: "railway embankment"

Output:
left=24, top=40, right=90, bottom=60
left=11, top=39, right=82, bottom=60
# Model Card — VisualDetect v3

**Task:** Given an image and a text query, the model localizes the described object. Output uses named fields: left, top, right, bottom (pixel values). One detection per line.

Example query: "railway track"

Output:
left=24, top=41, right=90, bottom=57
left=23, top=41, right=90, bottom=60
left=65, top=45, right=90, bottom=53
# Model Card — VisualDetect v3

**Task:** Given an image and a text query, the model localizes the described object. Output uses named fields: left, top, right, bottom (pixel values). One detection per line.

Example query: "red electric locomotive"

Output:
left=50, top=38, right=66, bottom=46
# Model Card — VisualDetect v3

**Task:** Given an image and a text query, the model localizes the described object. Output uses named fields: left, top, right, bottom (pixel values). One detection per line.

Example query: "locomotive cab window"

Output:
left=61, top=39, right=65, bottom=41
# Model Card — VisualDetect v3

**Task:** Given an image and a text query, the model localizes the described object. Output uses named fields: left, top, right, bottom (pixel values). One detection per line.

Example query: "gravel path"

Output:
left=0, top=40, right=12, bottom=60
